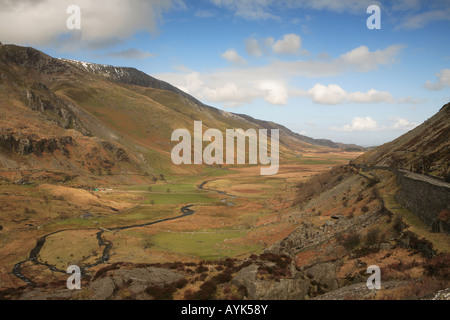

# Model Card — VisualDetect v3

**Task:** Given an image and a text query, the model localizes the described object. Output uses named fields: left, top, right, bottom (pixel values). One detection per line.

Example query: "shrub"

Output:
left=175, top=278, right=189, bottom=289
left=215, top=265, right=224, bottom=271
left=361, top=205, right=369, bottom=213
left=196, top=263, right=208, bottom=273
left=424, top=253, right=450, bottom=280
left=190, top=280, right=218, bottom=300
left=211, top=269, right=233, bottom=284
left=341, top=232, right=361, bottom=251
left=393, top=215, right=406, bottom=234
left=145, top=284, right=175, bottom=300
left=24, top=207, right=37, bottom=214
left=365, top=228, right=380, bottom=247
left=145, top=278, right=188, bottom=300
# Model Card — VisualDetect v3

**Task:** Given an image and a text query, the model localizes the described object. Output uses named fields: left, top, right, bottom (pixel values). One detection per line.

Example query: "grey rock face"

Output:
left=89, top=277, right=116, bottom=300
left=87, top=267, right=184, bottom=300
left=305, top=262, right=338, bottom=292
left=232, top=264, right=309, bottom=300
left=0, top=132, right=73, bottom=156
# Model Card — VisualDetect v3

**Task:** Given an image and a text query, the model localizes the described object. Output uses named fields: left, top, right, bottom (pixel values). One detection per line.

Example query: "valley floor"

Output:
left=1, top=150, right=448, bottom=300
left=0, top=151, right=355, bottom=290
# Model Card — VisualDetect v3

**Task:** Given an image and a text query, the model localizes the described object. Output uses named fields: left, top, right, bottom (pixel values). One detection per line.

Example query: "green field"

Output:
left=149, top=230, right=262, bottom=260
left=142, top=193, right=216, bottom=205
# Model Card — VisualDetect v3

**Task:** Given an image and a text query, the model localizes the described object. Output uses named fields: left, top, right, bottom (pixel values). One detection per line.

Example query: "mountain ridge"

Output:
left=0, top=43, right=363, bottom=183
left=57, top=53, right=364, bottom=151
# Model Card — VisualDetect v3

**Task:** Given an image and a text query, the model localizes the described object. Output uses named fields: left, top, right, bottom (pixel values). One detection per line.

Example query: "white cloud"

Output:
left=0, top=0, right=183, bottom=48
left=390, top=0, right=422, bottom=12
left=264, top=37, right=275, bottom=48
left=156, top=45, right=406, bottom=107
left=259, top=81, right=289, bottom=105
left=195, top=9, right=216, bottom=18
left=208, top=0, right=381, bottom=20
left=424, top=69, right=450, bottom=90
left=397, top=96, right=426, bottom=104
left=308, top=84, right=347, bottom=104
left=396, top=7, right=450, bottom=30
left=339, top=117, right=379, bottom=132
left=272, top=34, right=302, bottom=54
left=348, top=89, right=395, bottom=103
left=308, top=84, right=395, bottom=105
left=339, top=45, right=404, bottom=72
left=286, top=0, right=380, bottom=13
left=245, top=38, right=263, bottom=57
left=221, top=49, right=247, bottom=66
left=209, top=0, right=279, bottom=20
left=332, top=116, right=419, bottom=132
left=317, top=52, right=331, bottom=60
left=248, top=34, right=303, bottom=56
left=390, top=117, right=419, bottom=130
left=201, top=83, right=256, bottom=107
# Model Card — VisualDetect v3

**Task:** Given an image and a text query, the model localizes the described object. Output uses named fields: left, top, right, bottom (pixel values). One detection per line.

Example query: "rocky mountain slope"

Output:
left=354, top=102, right=450, bottom=180
left=0, top=43, right=362, bottom=186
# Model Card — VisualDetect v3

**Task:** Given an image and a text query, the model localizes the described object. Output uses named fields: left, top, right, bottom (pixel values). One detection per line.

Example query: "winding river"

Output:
left=12, top=179, right=234, bottom=285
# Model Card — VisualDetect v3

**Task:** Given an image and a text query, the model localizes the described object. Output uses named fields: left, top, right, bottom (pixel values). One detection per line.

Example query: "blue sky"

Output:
left=1, top=0, right=449, bottom=146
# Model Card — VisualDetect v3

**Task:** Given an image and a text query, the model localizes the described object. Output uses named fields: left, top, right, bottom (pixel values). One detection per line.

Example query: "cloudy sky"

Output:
left=1, top=0, right=449, bottom=146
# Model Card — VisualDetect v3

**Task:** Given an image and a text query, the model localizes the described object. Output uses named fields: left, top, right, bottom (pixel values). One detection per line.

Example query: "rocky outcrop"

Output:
left=305, top=262, right=339, bottom=292
left=101, top=141, right=130, bottom=162
left=231, top=261, right=339, bottom=300
left=23, top=84, right=91, bottom=136
left=232, top=264, right=309, bottom=300
left=311, top=280, right=410, bottom=300
left=427, top=288, right=450, bottom=300
left=0, top=131, right=73, bottom=156
left=18, top=266, right=184, bottom=300
left=268, top=205, right=385, bottom=257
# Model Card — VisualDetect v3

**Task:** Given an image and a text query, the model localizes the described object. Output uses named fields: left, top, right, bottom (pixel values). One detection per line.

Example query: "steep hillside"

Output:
left=354, top=102, right=450, bottom=180
left=0, top=43, right=361, bottom=184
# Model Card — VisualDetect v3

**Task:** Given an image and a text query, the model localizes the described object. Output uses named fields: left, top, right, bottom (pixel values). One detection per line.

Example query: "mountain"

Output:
left=0, top=43, right=362, bottom=184
left=354, top=102, right=450, bottom=180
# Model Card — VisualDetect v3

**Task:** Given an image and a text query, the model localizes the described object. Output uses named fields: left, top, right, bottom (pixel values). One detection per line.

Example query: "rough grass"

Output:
left=149, top=231, right=261, bottom=260
left=142, top=193, right=216, bottom=205
left=384, top=193, right=450, bottom=253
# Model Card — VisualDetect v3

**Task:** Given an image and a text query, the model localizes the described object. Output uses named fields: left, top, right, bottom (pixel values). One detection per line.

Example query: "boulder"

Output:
left=89, top=277, right=116, bottom=300
left=232, top=264, right=309, bottom=300
left=305, top=262, right=338, bottom=291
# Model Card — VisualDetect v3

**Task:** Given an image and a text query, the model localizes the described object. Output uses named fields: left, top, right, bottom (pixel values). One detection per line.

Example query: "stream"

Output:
left=12, top=180, right=234, bottom=285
